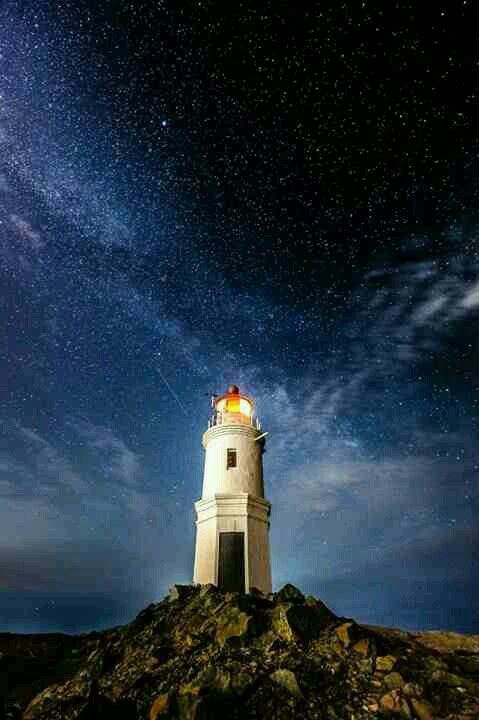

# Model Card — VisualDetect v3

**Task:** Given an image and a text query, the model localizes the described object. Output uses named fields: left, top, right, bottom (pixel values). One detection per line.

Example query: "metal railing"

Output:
left=207, top=412, right=261, bottom=430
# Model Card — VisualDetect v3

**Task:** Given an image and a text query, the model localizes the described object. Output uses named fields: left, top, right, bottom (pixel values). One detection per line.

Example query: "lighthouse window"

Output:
left=226, top=397, right=240, bottom=413
left=226, top=448, right=237, bottom=469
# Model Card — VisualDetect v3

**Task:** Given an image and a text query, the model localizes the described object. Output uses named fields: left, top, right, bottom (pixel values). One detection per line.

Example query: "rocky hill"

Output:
left=1, top=584, right=478, bottom=719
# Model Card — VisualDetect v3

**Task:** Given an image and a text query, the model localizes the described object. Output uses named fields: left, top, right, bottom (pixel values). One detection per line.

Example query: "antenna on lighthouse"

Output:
left=254, top=431, right=269, bottom=442
left=203, top=392, right=218, bottom=408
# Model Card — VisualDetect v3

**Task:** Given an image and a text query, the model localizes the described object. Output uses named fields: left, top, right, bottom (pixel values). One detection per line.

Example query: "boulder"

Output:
left=383, top=671, right=405, bottom=690
left=376, top=654, right=397, bottom=672
left=270, top=669, right=303, bottom=697
left=409, top=698, right=435, bottom=720
left=199, top=584, right=217, bottom=598
left=274, top=584, right=305, bottom=603
left=455, top=654, right=479, bottom=675
left=352, top=638, right=370, bottom=656
left=335, top=622, right=354, bottom=647
left=430, top=668, right=479, bottom=692
left=270, top=604, right=296, bottom=642
left=249, top=586, right=266, bottom=599
left=23, top=678, right=92, bottom=719
left=285, top=604, right=336, bottom=641
left=215, top=606, right=253, bottom=647
left=169, top=584, right=193, bottom=602
left=379, top=690, right=411, bottom=718
left=150, top=692, right=172, bottom=719
left=402, top=681, right=423, bottom=697
left=231, top=670, right=253, bottom=695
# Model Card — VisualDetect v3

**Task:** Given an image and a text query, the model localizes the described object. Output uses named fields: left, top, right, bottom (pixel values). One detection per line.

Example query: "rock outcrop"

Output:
left=1, top=584, right=478, bottom=719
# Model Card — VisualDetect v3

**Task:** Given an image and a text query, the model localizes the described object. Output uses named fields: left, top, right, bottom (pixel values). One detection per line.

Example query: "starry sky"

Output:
left=1, top=1, right=478, bottom=634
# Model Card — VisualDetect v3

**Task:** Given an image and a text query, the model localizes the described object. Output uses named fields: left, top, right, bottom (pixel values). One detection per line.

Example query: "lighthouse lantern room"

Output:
left=193, top=384, right=272, bottom=594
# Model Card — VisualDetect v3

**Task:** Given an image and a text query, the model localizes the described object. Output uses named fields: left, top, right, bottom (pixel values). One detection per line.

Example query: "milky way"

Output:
left=0, top=1, right=478, bottom=633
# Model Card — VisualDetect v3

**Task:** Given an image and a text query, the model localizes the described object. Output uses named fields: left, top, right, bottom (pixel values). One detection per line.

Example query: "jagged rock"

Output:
left=270, top=604, right=296, bottom=642
left=335, top=621, right=354, bottom=647
left=215, top=605, right=253, bottom=647
left=409, top=697, right=435, bottom=720
left=376, top=654, right=397, bottom=672
left=274, top=583, right=305, bottom=603
left=352, top=638, right=370, bottom=656
left=284, top=602, right=336, bottom=641
left=430, top=668, right=479, bottom=693
left=231, top=669, right=253, bottom=695
left=149, top=692, right=172, bottom=719
left=169, top=584, right=193, bottom=602
left=383, top=671, right=405, bottom=689
left=198, top=583, right=219, bottom=602
left=249, top=586, right=266, bottom=599
left=2, top=585, right=478, bottom=720
left=455, top=654, right=479, bottom=675
left=270, top=669, right=303, bottom=697
left=379, top=689, right=411, bottom=717
left=402, top=681, right=423, bottom=696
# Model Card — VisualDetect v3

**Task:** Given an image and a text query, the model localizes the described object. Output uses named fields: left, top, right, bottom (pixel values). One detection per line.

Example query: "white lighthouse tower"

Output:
left=193, top=384, right=272, bottom=594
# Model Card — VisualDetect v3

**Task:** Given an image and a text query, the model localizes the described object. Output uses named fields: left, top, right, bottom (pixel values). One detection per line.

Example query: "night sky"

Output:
left=1, top=1, right=478, bottom=635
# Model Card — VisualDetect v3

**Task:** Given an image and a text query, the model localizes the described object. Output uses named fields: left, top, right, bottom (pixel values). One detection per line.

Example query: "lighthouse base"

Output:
left=193, top=493, right=272, bottom=595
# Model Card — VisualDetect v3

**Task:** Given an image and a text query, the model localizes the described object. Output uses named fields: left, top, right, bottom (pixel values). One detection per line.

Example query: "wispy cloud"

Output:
left=9, top=214, right=43, bottom=250
left=73, top=421, right=141, bottom=488
left=272, top=436, right=478, bottom=590
left=18, top=426, right=88, bottom=494
left=0, top=173, right=11, bottom=193
left=263, top=249, right=479, bottom=457
left=0, top=421, right=166, bottom=594
left=0, top=212, right=45, bottom=271
left=462, top=280, right=479, bottom=309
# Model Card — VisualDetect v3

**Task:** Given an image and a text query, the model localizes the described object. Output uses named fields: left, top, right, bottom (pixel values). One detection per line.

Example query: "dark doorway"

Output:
left=218, top=532, right=245, bottom=593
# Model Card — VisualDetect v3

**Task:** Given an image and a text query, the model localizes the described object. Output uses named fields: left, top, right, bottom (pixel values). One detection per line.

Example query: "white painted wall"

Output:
left=248, top=512, right=272, bottom=592
left=193, top=494, right=272, bottom=594
left=193, top=411, right=272, bottom=595
left=202, top=424, right=264, bottom=498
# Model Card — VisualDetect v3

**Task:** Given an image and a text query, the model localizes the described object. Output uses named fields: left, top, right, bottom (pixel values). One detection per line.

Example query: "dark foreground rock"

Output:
left=1, top=584, right=478, bottom=719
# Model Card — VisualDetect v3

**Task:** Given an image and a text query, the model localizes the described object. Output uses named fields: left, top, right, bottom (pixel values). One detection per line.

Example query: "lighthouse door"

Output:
left=218, top=532, right=245, bottom=593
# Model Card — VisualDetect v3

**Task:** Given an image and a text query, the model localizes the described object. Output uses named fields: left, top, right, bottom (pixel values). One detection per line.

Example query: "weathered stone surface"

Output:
left=414, top=631, right=479, bottom=655
left=380, top=689, right=411, bottom=717
left=249, top=586, right=267, bottom=599
left=285, top=603, right=336, bottom=641
left=335, top=621, right=353, bottom=647
left=270, top=669, right=303, bottom=697
left=376, top=654, right=397, bottom=672
left=199, top=583, right=217, bottom=598
left=215, top=605, right=253, bottom=647
left=402, top=681, right=423, bottom=697
left=455, top=654, right=479, bottom=675
left=2, top=584, right=478, bottom=720
left=270, top=603, right=296, bottom=642
left=383, top=671, right=405, bottom=690
left=352, top=638, right=370, bottom=656
left=150, top=692, right=172, bottom=719
left=410, top=697, right=435, bottom=720
left=231, top=670, right=253, bottom=695
left=430, top=668, right=479, bottom=692
left=274, top=583, right=305, bottom=604
left=169, top=584, right=192, bottom=602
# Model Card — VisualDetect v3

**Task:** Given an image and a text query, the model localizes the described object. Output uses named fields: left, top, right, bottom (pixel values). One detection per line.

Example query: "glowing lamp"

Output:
left=214, top=384, right=254, bottom=425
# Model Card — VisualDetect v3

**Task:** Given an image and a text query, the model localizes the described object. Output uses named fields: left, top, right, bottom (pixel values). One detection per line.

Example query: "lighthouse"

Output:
left=193, top=384, right=272, bottom=595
